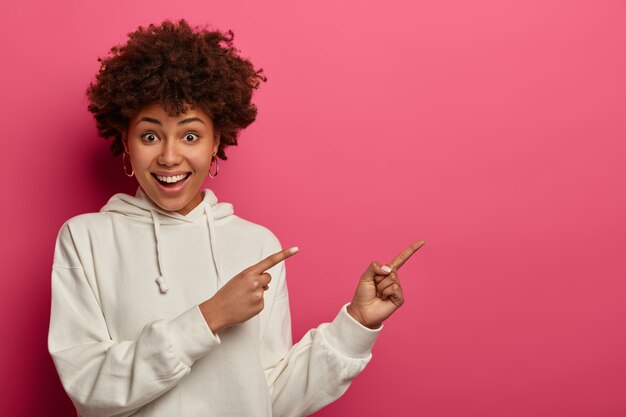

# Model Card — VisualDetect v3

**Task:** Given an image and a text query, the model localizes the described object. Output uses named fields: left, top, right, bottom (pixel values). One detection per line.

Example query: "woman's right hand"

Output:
left=199, top=247, right=299, bottom=334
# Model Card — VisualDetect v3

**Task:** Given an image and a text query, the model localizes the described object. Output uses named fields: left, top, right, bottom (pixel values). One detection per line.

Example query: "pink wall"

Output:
left=1, top=0, right=625, bottom=416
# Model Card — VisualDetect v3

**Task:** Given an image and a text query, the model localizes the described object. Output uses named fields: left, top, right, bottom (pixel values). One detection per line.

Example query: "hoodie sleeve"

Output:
left=261, top=253, right=382, bottom=417
left=48, top=222, right=221, bottom=417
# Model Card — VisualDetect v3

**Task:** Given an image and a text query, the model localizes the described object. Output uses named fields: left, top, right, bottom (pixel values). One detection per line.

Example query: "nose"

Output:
left=157, top=139, right=182, bottom=166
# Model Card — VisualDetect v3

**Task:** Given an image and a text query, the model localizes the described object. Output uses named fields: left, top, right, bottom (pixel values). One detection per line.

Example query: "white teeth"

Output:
left=155, top=174, right=188, bottom=183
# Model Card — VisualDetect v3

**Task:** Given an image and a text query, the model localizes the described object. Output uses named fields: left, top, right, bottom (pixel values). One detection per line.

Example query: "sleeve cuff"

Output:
left=165, top=304, right=221, bottom=367
left=322, top=303, right=382, bottom=359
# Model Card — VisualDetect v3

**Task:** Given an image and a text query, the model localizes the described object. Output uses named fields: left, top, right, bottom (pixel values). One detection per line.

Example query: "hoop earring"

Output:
left=208, top=154, right=219, bottom=178
left=122, top=152, right=134, bottom=177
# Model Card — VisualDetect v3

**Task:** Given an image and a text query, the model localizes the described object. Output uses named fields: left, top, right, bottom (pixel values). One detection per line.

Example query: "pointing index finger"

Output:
left=390, top=240, right=425, bottom=270
left=250, top=247, right=299, bottom=274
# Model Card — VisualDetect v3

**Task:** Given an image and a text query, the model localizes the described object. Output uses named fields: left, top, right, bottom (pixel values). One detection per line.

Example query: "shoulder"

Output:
left=54, top=212, right=120, bottom=253
left=53, top=212, right=111, bottom=266
left=221, top=215, right=282, bottom=253
left=58, top=212, right=114, bottom=236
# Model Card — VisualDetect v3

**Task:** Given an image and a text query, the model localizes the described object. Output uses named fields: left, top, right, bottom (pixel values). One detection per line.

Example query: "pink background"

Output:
left=1, top=0, right=625, bottom=416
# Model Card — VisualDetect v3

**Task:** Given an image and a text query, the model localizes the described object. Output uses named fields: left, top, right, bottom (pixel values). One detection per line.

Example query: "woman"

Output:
left=48, top=19, right=424, bottom=417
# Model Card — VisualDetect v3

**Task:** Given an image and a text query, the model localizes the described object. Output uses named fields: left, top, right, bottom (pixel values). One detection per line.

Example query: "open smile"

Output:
left=151, top=172, right=192, bottom=192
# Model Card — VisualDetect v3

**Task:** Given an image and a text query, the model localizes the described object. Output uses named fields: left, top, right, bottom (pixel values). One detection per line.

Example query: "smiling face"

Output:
left=123, top=102, right=219, bottom=215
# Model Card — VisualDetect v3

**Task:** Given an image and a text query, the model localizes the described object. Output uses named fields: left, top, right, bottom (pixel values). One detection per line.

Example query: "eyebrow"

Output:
left=135, top=117, right=206, bottom=127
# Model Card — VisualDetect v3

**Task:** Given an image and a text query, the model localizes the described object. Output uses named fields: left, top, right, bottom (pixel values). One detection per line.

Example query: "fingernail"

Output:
left=381, top=265, right=392, bottom=274
left=288, top=247, right=299, bottom=254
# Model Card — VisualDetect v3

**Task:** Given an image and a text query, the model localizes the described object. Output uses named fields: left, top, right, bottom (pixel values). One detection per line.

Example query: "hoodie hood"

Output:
left=101, top=187, right=234, bottom=293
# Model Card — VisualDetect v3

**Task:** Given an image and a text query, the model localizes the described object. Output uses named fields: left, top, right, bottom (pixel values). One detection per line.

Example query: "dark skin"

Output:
left=200, top=241, right=426, bottom=332
left=347, top=240, right=426, bottom=329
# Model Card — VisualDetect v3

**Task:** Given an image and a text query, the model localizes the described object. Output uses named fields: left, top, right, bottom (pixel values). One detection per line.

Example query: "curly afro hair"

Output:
left=86, top=19, right=266, bottom=160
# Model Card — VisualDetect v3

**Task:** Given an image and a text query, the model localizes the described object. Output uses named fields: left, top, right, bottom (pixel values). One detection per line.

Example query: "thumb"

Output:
left=361, top=261, right=393, bottom=282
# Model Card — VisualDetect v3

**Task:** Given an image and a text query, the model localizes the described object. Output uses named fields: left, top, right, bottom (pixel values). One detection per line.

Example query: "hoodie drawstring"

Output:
left=150, top=210, right=169, bottom=293
left=149, top=206, right=223, bottom=294
left=205, top=205, right=223, bottom=288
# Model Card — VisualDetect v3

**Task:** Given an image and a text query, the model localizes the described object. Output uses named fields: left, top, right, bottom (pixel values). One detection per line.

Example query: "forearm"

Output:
left=266, top=304, right=381, bottom=417
left=50, top=292, right=219, bottom=417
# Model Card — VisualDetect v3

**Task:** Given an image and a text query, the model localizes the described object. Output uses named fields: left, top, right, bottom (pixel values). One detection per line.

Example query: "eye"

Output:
left=141, top=132, right=159, bottom=143
left=183, top=132, right=199, bottom=143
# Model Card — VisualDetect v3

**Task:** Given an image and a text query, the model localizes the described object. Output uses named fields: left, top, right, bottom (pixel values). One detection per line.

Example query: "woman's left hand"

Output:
left=347, top=240, right=425, bottom=329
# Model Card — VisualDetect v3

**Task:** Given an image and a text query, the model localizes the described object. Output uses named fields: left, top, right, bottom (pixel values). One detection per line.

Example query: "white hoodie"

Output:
left=48, top=187, right=381, bottom=417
